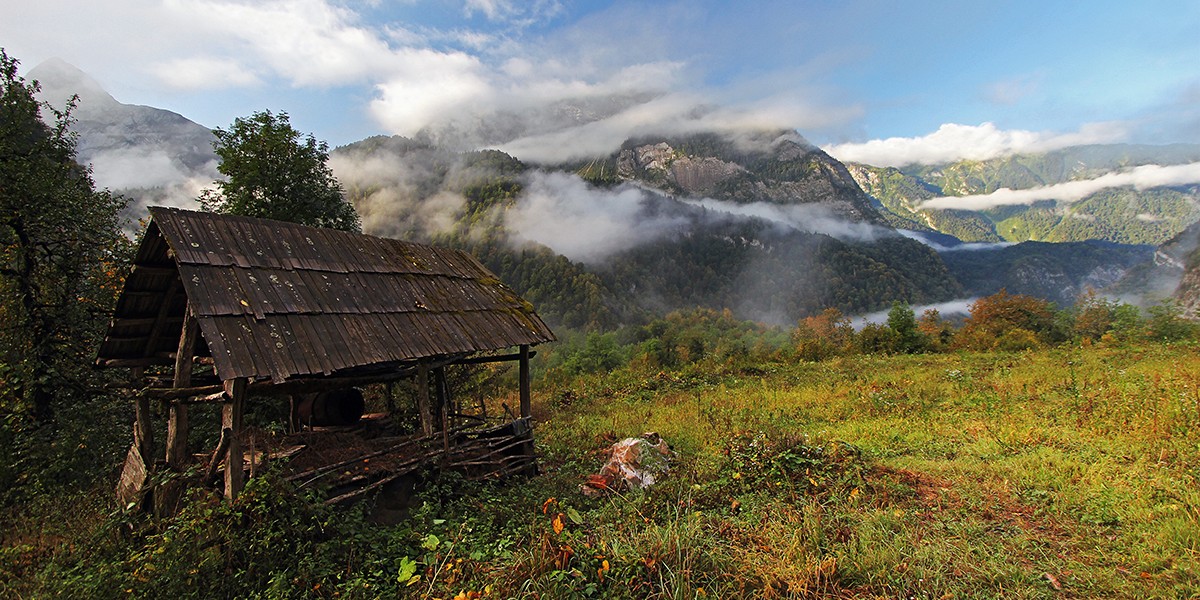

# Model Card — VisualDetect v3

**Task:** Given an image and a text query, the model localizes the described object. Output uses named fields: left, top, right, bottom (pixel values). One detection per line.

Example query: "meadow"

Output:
left=5, top=342, right=1198, bottom=599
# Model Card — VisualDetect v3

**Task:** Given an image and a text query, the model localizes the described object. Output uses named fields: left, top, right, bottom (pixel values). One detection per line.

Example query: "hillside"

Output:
left=27, top=58, right=218, bottom=212
left=32, top=58, right=1184, bottom=322
left=333, top=131, right=978, bottom=327
left=850, top=145, right=1200, bottom=246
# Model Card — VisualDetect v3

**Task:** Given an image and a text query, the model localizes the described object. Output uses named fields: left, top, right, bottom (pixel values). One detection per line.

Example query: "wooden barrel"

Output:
left=296, top=388, right=365, bottom=426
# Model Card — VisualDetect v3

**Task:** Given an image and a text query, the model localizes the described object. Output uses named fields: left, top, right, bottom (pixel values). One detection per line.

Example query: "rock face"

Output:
left=614, top=132, right=885, bottom=224
left=27, top=58, right=218, bottom=192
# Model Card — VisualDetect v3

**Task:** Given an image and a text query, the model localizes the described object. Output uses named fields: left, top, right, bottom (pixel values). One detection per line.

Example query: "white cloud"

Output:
left=505, top=172, right=689, bottom=263
left=823, top=121, right=1129, bottom=167
left=681, top=197, right=889, bottom=243
left=150, top=57, right=261, bottom=90
left=919, top=162, right=1200, bottom=211
left=161, top=0, right=398, bottom=87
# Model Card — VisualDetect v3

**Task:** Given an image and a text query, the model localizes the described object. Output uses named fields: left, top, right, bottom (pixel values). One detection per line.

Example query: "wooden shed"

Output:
left=98, top=207, right=555, bottom=505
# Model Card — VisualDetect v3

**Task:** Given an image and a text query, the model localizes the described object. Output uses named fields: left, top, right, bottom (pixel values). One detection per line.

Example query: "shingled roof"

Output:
left=97, top=207, right=555, bottom=383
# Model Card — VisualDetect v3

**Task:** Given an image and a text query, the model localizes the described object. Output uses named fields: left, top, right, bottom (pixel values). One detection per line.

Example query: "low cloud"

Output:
left=329, top=148, right=466, bottom=239
left=681, top=197, right=889, bottom=243
left=505, top=172, right=689, bottom=263
left=823, top=121, right=1128, bottom=167
left=852, top=298, right=979, bottom=329
left=919, top=162, right=1200, bottom=211
left=895, top=230, right=1013, bottom=252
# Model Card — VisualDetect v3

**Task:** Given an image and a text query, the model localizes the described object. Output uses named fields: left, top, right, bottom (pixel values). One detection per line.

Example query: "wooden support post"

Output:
left=134, top=394, right=154, bottom=463
left=519, top=345, right=531, bottom=419
left=435, top=366, right=450, bottom=454
left=384, top=381, right=396, bottom=415
left=223, top=377, right=247, bottom=500
left=417, top=364, right=433, bottom=437
left=166, top=312, right=198, bottom=469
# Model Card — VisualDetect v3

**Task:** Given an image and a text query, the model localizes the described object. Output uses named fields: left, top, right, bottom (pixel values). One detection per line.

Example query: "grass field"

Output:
left=4, top=344, right=1199, bottom=598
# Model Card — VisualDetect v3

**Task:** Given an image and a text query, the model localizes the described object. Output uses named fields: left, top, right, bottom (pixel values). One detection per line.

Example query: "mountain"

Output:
left=332, top=133, right=963, bottom=328
left=938, top=240, right=1154, bottom=306
left=580, top=131, right=884, bottom=224
left=27, top=58, right=218, bottom=210
left=850, top=145, right=1200, bottom=246
left=35, top=59, right=1182, bottom=325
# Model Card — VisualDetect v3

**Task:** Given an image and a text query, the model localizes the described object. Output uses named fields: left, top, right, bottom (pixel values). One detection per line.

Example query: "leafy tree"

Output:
left=886, top=301, right=928, bottom=354
left=793, top=308, right=853, bottom=361
left=201, top=110, right=360, bottom=232
left=917, top=308, right=954, bottom=351
left=0, top=49, right=128, bottom=425
left=1145, top=300, right=1196, bottom=342
left=0, top=49, right=130, bottom=501
left=954, top=290, right=1057, bottom=351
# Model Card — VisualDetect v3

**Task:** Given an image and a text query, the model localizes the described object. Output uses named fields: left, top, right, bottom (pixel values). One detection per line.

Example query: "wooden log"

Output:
left=453, top=350, right=536, bottom=365
left=115, top=443, right=149, bottom=510
left=166, top=312, right=198, bottom=468
left=204, top=428, right=232, bottom=488
left=417, top=364, right=433, bottom=437
left=134, top=395, right=154, bottom=464
left=223, top=378, right=247, bottom=500
left=143, top=277, right=182, bottom=360
left=436, top=366, right=450, bottom=454
left=519, top=345, right=531, bottom=418
left=100, top=357, right=175, bottom=368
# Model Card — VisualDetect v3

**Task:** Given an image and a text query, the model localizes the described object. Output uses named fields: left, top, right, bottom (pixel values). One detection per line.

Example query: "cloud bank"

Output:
left=505, top=172, right=689, bottom=263
left=822, top=121, right=1128, bottom=167
left=919, top=162, right=1200, bottom=211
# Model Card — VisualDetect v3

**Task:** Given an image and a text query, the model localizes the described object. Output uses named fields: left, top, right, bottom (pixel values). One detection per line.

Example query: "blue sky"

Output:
left=4, top=0, right=1199, bottom=166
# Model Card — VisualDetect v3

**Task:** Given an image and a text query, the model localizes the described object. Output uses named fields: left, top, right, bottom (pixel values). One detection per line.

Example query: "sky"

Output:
left=4, top=0, right=1200, bottom=168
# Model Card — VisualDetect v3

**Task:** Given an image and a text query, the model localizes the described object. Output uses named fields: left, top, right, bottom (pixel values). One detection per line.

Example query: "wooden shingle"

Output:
left=97, top=207, right=555, bottom=383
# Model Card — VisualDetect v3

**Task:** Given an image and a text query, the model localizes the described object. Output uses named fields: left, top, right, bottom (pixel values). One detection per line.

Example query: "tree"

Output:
left=954, top=290, right=1057, bottom=351
left=886, top=301, right=928, bottom=354
left=201, top=110, right=360, bottom=232
left=0, top=49, right=128, bottom=426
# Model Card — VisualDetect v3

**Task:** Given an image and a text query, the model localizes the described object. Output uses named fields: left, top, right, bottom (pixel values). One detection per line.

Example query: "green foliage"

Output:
left=886, top=301, right=929, bottom=354
left=0, top=48, right=132, bottom=503
left=940, top=240, right=1153, bottom=307
left=1145, top=299, right=1197, bottom=342
left=201, top=110, right=360, bottom=232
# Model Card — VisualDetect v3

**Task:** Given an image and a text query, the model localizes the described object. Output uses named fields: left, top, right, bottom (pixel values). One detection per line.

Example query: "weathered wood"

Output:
left=166, top=312, right=198, bottom=468
left=134, top=395, right=154, bottom=464
left=115, top=443, right=149, bottom=509
left=223, top=378, right=247, bottom=499
left=417, top=364, right=433, bottom=437
left=519, top=345, right=531, bottom=418
left=141, top=356, right=462, bottom=400
left=436, top=366, right=450, bottom=453
left=143, top=276, right=182, bottom=360
left=453, top=350, right=537, bottom=365
left=131, top=264, right=177, bottom=276
left=101, top=357, right=175, bottom=368
left=175, top=390, right=228, bottom=404
left=204, top=427, right=232, bottom=488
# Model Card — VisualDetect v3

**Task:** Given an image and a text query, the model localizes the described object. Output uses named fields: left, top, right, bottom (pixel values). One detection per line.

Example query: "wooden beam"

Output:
left=416, top=364, right=433, bottom=437
left=166, top=311, right=198, bottom=469
left=519, top=345, right=531, bottom=419
left=142, top=276, right=182, bottom=359
left=436, top=366, right=450, bottom=454
left=223, top=377, right=247, bottom=500
left=131, top=264, right=177, bottom=276
left=453, top=350, right=537, bottom=365
left=99, top=357, right=175, bottom=368
left=133, top=394, right=154, bottom=466
left=112, top=316, right=184, bottom=328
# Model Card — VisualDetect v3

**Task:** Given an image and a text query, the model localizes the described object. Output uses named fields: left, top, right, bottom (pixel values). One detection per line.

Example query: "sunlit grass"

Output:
left=523, top=344, right=1200, bottom=597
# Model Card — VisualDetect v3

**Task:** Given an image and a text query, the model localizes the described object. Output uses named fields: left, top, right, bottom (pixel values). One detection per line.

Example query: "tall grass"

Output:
left=4, top=344, right=1198, bottom=598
